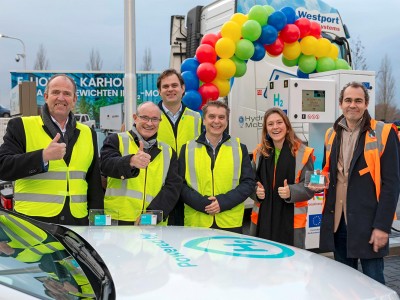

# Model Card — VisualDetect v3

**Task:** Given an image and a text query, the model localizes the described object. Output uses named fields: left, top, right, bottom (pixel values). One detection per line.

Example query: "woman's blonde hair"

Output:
left=259, top=107, right=302, bottom=157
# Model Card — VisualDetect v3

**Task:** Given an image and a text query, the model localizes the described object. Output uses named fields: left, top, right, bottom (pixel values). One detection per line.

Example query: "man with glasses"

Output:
left=100, top=101, right=182, bottom=225
left=156, top=69, right=202, bottom=225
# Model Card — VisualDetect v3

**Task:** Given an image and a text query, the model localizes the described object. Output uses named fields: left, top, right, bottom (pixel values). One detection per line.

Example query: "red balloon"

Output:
left=216, top=31, right=222, bottom=39
left=196, top=44, right=217, bottom=64
left=201, top=33, right=220, bottom=48
left=264, top=37, right=284, bottom=56
left=196, top=62, right=217, bottom=83
left=294, top=18, right=311, bottom=38
left=199, top=83, right=219, bottom=102
left=280, top=24, right=300, bottom=43
left=309, top=21, right=322, bottom=38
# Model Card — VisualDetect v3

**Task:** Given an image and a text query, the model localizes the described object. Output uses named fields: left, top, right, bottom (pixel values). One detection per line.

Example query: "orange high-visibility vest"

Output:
left=323, top=119, right=396, bottom=201
left=251, top=143, right=314, bottom=229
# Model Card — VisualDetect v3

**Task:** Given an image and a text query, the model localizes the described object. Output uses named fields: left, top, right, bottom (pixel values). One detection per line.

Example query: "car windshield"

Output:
left=0, top=210, right=99, bottom=299
left=74, top=115, right=80, bottom=121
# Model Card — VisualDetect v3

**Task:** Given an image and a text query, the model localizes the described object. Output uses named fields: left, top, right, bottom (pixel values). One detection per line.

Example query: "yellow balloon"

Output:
left=215, top=37, right=236, bottom=59
left=221, top=21, right=242, bottom=42
left=230, top=13, right=248, bottom=28
left=212, top=78, right=231, bottom=97
left=328, top=44, right=339, bottom=59
left=215, top=58, right=237, bottom=79
left=283, top=41, right=301, bottom=60
left=315, top=38, right=331, bottom=58
left=300, top=36, right=317, bottom=56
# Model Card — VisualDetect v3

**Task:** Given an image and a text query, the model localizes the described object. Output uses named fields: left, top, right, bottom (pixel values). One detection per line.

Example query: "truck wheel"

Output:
left=2, top=113, right=10, bottom=118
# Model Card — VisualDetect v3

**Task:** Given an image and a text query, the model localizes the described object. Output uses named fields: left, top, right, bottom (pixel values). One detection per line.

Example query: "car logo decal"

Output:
left=184, top=236, right=295, bottom=258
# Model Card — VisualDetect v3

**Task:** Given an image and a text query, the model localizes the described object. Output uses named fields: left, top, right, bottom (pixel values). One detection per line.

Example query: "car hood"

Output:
left=69, top=225, right=398, bottom=300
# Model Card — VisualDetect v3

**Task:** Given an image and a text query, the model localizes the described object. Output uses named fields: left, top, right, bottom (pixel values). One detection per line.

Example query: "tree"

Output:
left=33, top=44, right=50, bottom=70
left=141, top=47, right=153, bottom=71
left=350, top=36, right=367, bottom=70
left=376, top=54, right=397, bottom=121
left=86, top=48, right=103, bottom=71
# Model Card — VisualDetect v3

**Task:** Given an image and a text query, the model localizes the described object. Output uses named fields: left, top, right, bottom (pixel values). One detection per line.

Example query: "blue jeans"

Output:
left=334, top=215, right=385, bottom=284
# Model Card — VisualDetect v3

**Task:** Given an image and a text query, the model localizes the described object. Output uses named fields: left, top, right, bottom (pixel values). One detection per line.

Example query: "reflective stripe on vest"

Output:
left=0, top=213, right=65, bottom=262
left=157, top=107, right=201, bottom=155
left=14, top=116, right=93, bottom=218
left=250, top=144, right=313, bottom=229
left=104, top=131, right=172, bottom=222
left=184, top=138, right=243, bottom=228
left=323, top=120, right=392, bottom=200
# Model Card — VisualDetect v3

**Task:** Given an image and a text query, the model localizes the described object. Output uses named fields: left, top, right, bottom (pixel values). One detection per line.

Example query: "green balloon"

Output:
left=241, top=20, right=262, bottom=41
left=316, top=57, right=335, bottom=72
left=335, top=58, right=351, bottom=70
left=263, top=5, right=275, bottom=17
left=235, top=39, right=255, bottom=60
left=248, top=5, right=268, bottom=26
left=282, top=56, right=299, bottom=67
left=231, top=55, right=247, bottom=77
left=298, top=54, right=317, bottom=74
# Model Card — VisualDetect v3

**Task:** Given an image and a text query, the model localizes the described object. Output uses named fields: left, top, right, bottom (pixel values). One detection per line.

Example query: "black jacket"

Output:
left=0, top=116, right=104, bottom=225
left=178, top=132, right=255, bottom=214
left=319, top=116, right=400, bottom=258
left=100, top=130, right=182, bottom=220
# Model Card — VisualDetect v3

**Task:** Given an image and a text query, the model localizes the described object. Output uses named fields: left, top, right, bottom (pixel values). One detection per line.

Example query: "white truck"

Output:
left=170, top=0, right=376, bottom=168
left=170, top=0, right=377, bottom=248
left=74, top=113, right=96, bottom=129
left=99, top=103, right=124, bottom=134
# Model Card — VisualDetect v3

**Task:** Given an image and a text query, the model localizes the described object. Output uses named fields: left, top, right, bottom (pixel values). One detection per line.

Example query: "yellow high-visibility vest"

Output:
left=157, top=107, right=201, bottom=156
left=104, top=132, right=172, bottom=224
left=14, top=116, right=93, bottom=218
left=184, top=138, right=243, bottom=228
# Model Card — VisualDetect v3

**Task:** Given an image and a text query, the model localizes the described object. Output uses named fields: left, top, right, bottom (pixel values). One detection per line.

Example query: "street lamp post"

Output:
left=0, top=34, right=26, bottom=69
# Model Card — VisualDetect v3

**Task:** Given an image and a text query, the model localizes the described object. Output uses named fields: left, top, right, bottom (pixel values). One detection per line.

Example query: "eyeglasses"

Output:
left=138, top=115, right=162, bottom=123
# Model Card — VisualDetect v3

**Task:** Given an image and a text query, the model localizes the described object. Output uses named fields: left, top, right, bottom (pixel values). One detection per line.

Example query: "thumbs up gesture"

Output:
left=255, top=181, right=265, bottom=200
left=130, top=141, right=151, bottom=169
left=278, top=179, right=291, bottom=199
left=43, top=133, right=67, bottom=162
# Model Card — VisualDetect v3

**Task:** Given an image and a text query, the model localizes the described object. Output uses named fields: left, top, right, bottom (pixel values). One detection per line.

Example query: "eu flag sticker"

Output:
left=309, top=214, right=322, bottom=227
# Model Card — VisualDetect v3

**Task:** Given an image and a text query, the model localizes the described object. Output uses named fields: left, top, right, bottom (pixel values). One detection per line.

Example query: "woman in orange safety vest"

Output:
left=251, top=108, right=315, bottom=248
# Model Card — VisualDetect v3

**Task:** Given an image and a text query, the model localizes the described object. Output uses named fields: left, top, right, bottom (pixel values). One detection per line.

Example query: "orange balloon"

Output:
left=212, top=78, right=231, bottom=97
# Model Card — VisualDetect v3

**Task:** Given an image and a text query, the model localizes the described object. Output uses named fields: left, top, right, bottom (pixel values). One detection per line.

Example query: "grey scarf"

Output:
left=131, top=125, right=157, bottom=151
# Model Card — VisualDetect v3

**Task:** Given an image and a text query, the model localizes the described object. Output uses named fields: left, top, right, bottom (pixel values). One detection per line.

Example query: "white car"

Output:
left=0, top=209, right=398, bottom=300
left=74, top=113, right=96, bottom=129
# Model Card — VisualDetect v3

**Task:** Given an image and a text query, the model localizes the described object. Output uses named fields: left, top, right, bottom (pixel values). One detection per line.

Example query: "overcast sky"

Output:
left=1, top=0, right=399, bottom=107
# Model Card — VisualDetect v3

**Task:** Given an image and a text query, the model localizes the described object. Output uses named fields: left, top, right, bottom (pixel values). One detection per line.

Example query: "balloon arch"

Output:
left=180, top=5, right=351, bottom=111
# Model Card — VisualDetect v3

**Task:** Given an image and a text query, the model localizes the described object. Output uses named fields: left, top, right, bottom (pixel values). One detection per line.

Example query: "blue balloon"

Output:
left=181, top=71, right=199, bottom=91
left=297, top=68, right=309, bottom=79
left=182, top=90, right=202, bottom=110
left=250, top=42, right=266, bottom=61
left=258, top=25, right=278, bottom=45
left=280, top=7, right=296, bottom=24
left=181, top=57, right=200, bottom=73
left=267, top=11, right=287, bottom=31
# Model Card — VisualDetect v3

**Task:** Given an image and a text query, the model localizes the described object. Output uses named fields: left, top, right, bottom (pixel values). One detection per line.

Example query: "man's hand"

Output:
left=369, top=228, right=389, bottom=252
left=0, top=241, right=15, bottom=255
left=255, top=181, right=265, bottom=199
left=130, top=141, right=151, bottom=169
left=43, top=133, right=66, bottom=162
left=278, top=179, right=291, bottom=199
left=205, top=196, right=220, bottom=215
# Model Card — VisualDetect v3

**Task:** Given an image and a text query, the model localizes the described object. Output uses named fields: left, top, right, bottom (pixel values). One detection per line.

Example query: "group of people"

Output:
left=0, top=71, right=398, bottom=285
